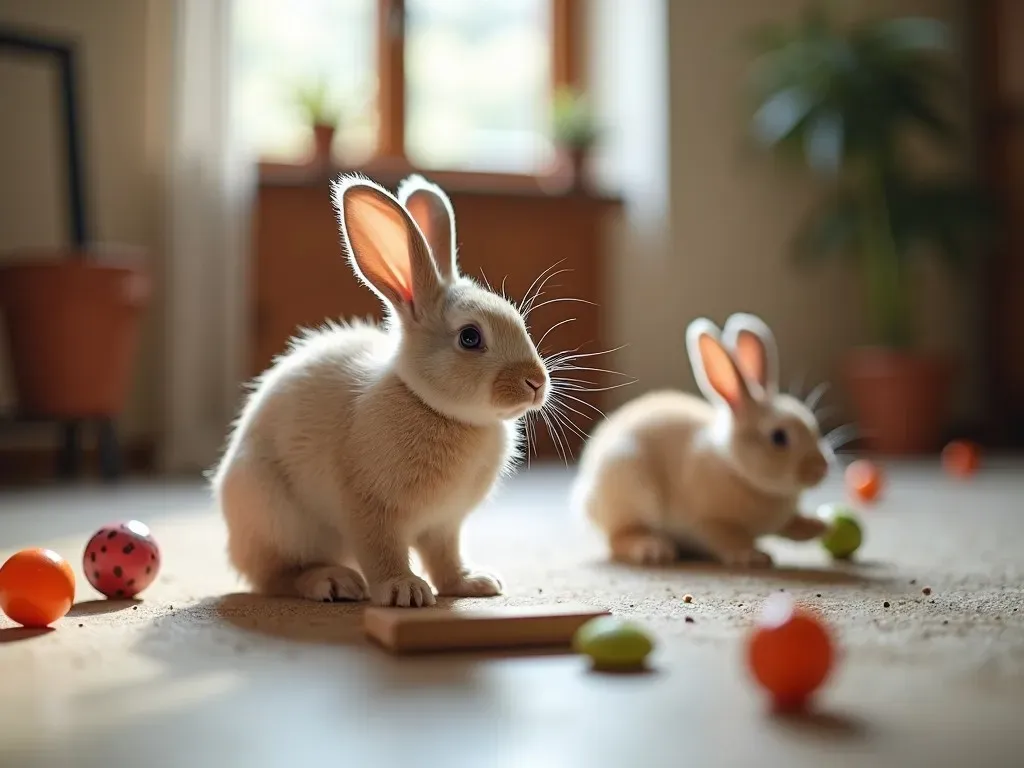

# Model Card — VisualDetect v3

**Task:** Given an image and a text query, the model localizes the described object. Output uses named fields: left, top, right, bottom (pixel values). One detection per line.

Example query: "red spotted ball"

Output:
left=83, top=520, right=161, bottom=599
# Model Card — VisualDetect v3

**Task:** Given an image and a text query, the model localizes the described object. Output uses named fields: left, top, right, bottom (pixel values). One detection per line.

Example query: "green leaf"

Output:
left=751, top=86, right=816, bottom=146
left=804, top=111, right=845, bottom=174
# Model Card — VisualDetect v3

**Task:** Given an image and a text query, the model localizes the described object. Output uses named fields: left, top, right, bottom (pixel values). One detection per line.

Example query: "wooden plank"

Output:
left=364, top=602, right=610, bottom=654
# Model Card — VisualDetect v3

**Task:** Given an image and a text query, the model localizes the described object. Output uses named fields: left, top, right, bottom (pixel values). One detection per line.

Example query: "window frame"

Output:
left=258, top=0, right=583, bottom=189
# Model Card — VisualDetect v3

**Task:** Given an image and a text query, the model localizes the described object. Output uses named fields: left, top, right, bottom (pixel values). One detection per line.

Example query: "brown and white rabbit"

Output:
left=572, top=313, right=830, bottom=568
left=211, top=174, right=550, bottom=607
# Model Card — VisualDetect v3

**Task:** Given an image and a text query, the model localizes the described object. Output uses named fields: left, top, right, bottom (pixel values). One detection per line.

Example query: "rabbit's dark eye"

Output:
left=458, top=325, right=483, bottom=350
left=770, top=428, right=789, bottom=448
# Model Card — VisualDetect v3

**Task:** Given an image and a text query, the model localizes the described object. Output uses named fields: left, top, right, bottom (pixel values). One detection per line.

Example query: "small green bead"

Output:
left=573, top=616, right=654, bottom=670
left=818, top=503, right=863, bottom=559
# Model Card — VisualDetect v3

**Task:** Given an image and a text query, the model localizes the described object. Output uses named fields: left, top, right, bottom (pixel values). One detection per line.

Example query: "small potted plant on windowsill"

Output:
left=293, top=74, right=343, bottom=167
left=551, top=86, right=600, bottom=193
left=745, top=3, right=997, bottom=454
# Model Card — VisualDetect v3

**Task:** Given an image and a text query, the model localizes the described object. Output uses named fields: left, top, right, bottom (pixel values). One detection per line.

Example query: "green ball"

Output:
left=573, top=616, right=654, bottom=671
left=818, top=503, right=863, bottom=560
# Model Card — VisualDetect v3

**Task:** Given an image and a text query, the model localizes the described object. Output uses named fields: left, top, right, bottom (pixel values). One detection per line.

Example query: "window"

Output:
left=232, top=0, right=578, bottom=176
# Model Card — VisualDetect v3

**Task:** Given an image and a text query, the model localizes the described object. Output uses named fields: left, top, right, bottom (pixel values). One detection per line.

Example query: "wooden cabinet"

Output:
left=251, top=169, right=623, bottom=460
left=975, top=1, right=1024, bottom=445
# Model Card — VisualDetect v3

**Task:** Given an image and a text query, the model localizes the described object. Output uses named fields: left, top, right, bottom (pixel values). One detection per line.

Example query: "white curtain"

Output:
left=163, top=0, right=254, bottom=473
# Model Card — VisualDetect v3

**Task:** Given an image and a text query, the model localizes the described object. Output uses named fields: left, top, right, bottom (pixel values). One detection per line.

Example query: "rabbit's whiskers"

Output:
left=530, top=349, right=636, bottom=466
left=804, top=381, right=831, bottom=412
left=514, top=261, right=635, bottom=465
left=518, top=260, right=567, bottom=318
left=823, top=423, right=859, bottom=452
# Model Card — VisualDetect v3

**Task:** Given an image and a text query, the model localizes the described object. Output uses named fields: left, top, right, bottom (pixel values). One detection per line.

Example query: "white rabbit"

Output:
left=211, top=174, right=550, bottom=607
left=572, top=313, right=830, bottom=568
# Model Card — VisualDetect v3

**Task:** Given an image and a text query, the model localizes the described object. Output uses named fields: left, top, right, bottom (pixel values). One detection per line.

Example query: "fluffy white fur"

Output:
left=211, top=174, right=550, bottom=607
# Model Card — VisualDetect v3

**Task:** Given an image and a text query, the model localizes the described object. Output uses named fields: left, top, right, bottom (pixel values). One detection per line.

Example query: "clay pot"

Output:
left=550, top=144, right=591, bottom=194
left=843, top=347, right=954, bottom=455
left=311, top=123, right=335, bottom=166
left=0, top=251, right=150, bottom=417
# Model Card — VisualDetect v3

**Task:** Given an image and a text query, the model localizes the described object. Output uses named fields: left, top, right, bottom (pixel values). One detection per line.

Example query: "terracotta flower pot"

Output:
left=311, top=123, right=335, bottom=166
left=549, top=144, right=591, bottom=194
left=843, top=347, right=954, bottom=455
left=0, top=252, right=150, bottom=418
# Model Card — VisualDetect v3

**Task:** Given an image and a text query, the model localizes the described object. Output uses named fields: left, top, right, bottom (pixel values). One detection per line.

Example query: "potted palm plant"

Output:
left=551, top=86, right=600, bottom=193
left=293, top=74, right=342, bottom=166
left=745, top=3, right=995, bottom=454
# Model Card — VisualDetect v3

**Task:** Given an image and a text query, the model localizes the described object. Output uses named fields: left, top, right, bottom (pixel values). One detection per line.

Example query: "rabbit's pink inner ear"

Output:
left=734, top=329, right=768, bottom=389
left=343, top=187, right=415, bottom=305
left=699, top=335, right=746, bottom=410
left=404, top=191, right=454, bottom=279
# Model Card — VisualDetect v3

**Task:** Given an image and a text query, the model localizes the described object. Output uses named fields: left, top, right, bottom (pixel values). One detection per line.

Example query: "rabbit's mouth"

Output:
left=491, top=362, right=549, bottom=415
left=498, top=398, right=543, bottom=420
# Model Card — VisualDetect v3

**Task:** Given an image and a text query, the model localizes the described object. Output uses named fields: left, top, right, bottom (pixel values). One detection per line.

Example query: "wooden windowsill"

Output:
left=257, top=158, right=624, bottom=205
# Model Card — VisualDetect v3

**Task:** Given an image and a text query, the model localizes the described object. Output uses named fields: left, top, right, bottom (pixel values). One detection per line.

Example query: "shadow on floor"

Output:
left=0, top=626, right=53, bottom=643
left=770, top=707, right=871, bottom=742
left=212, top=593, right=583, bottom=659
left=590, top=557, right=897, bottom=587
left=68, top=598, right=142, bottom=616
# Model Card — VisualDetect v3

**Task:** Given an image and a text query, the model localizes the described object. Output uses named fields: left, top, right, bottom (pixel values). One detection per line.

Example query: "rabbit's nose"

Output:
left=800, top=453, right=829, bottom=485
left=524, top=376, right=546, bottom=403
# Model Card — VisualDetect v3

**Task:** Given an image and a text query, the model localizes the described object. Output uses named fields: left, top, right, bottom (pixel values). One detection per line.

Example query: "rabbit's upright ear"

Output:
left=686, top=318, right=754, bottom=413
left=331, top=175, right=442, bottom=316
left=722, top=313, right=778, bottom=397
left=397, top=174, right=458, bottom=282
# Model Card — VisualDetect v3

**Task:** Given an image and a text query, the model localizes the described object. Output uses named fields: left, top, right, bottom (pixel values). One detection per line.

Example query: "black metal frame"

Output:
left=0, top=27, right=122, bottom=481
left=0, top=27, right=88, bottom=248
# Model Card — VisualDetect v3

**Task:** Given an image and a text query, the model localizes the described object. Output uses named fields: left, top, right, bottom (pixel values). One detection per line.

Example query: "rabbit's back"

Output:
left=573, top=390, right=711, bottom=534
left=214, top=322, right=384, bottom=506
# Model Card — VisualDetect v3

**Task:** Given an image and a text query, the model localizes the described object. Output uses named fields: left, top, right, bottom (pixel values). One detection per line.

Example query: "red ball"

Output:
left=747, top=594, right=835, bottom=711
left=942, top=440, right=981, bottom=479
left=846, top=459, right=883, bottom=504
left=83, top=520, right=161, bottom=599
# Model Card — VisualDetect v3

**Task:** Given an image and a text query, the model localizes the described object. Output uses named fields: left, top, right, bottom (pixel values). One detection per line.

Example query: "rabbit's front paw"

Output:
left=723, top=549, right=774, bottom=569
left=295, top=565, right=369, bottom=602
left=612, top=531, right=677, bottom=566
left=778, top=514, right=829, bottom=542
left=372, top=575, right=437, bottom=607
left=436, top=571, right=503, bottom=597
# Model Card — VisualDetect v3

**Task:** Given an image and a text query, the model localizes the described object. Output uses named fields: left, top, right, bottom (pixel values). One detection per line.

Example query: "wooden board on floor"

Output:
left=364, top=602, right=610, bottom=654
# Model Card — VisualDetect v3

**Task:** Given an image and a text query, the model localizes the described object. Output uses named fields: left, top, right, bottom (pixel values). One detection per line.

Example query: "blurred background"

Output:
left=0, top=0, right=1020, bottom=488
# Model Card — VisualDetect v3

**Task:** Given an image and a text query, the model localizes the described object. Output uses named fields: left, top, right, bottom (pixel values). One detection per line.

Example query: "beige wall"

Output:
left=663, top=0, right=981, bottom=424
left=0, top=0, right=172, bottom=447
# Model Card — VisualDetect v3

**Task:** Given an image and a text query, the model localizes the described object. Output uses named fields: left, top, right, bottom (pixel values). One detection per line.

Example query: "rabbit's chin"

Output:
left=497, top=402, right=541, bottom=421
left=419, top=393, right=535, bottom=427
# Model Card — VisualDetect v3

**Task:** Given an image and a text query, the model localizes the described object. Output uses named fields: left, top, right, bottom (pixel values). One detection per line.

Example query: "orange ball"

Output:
left=846, top=459, right=883, bottom=504
left=942, top=440, right=980, bottom=479
left=0, top=548, right=76, bottom=628
left=747, top=594, right=835, bottom=711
